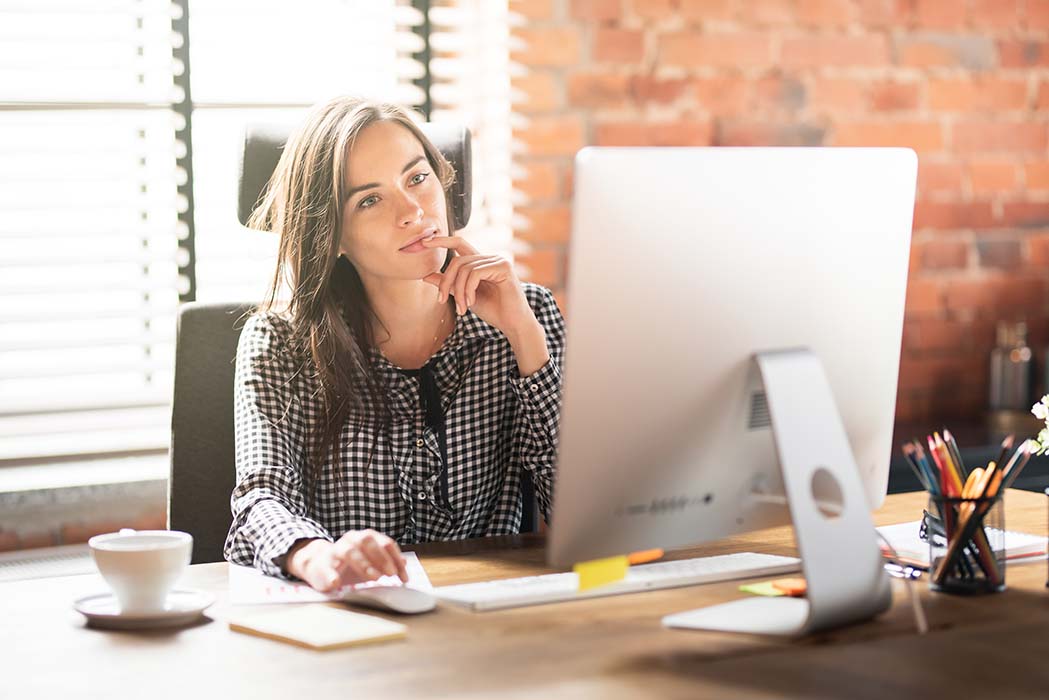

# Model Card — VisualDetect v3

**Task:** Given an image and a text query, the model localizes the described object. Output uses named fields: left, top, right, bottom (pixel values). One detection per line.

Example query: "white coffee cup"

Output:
left=88, top=529, right=193, bottom=615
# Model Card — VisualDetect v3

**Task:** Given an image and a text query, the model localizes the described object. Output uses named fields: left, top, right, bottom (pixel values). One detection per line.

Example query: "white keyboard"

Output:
left=433, top=552, right=801, bottom=612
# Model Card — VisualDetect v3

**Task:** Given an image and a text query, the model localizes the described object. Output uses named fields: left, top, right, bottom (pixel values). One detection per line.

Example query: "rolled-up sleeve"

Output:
left=223, top=313, right=332, bottom=579
left=508, top=285, right=566, bottom=519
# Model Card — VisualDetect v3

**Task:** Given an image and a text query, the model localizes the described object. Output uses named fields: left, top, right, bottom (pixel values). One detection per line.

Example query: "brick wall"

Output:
left=510, top=0, right=1049, bottom=423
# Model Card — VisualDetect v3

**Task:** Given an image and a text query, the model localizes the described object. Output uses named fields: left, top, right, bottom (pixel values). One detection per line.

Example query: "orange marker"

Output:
left=627, top=549, right=664, bottom=565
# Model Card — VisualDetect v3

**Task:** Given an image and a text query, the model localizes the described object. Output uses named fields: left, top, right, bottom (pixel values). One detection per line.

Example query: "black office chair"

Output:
left=169, top=121, right=537, bottom=564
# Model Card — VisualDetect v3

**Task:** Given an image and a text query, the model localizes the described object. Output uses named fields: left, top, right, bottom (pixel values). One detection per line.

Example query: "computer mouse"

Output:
left=339, top=586, right=437, bottom=615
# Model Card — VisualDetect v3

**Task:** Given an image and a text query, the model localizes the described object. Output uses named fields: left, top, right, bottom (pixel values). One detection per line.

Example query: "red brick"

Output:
left=593, top=120, right=714, bottom=146
left=912, top=200, right=996, bottom=229
left=897, top=37, right=995, bottom=69
left=742, top=0, right=795, bottom=24
left=18, top=531, right=60, bottom=549
left=566, top=72, right=630, bottom=108
left=856, top=0, right=895, bottom=25
left=869, top=81, right=920, bottom=112
left=513, top=27, right=581, bottom=67
left=809, top=78, right=868, bottom=113
left=629, top=76, right=690, bottom=104
left=945, top=275, right=1048, bottom=315
left=917, top=161, right=964, bottom=194
left=514, top=161, right=560, bottom=202
left=968, top=160, right=1017, bottom=193
left=915, top=238, right=970, bottom=269
left=679, top=0, right=735, bottom=21
left=1029, top=231, right=1049, bottom=266
left=510, top=0, right=554, bottom=20
left=515, top=116, right=586, bottom=157
left=518, top=115, right=587, bottom=156
left=0, top=531, right=19, bottom=552
left=927, top=79, right=1028, bottom=112
left=976, top=237, right=1023, bottom=269
left=513, top=72, right=560, bottom=113
left=130, top=509, right=167, bottom=531
left=629, top=0, right=677, bottom=19
left=904, top=279, right=945, bottom=317
left=903, top=319, right=992, bottom=352
left=953, top=122, right=1048, bottom=154
left=782, top=36, right=889, bottom=68
left=593, top=28, right=645, bottom=63
left=1025, top=0, right=1049, bottom=30
left=661, top=31, right=774, bottom=68
left=1038, top=82, right=1049, bottom=109
left=749, top=75, right=806, bottom=113
left=516, top=205, right=571, bottom=244
left=796, top=0, right=854, bottom=26
left=914, top=0, right=965, bottom=28
left=716, top=121, right=826, bottom=146
left=970, top=0, right=1020, bottom=29
left=1000, top=201, right=1049, bottom=228
left=1025, top=162, right=1049, bottom=190
left=61, top=519, right=131, bottom=545
left=998, top=40, right=1049, bottom=68
left=833, top=121, right=944, bottom=153
left=693, top=77, right=749, bottom=115
left=516, top=246, right=562, bottom=287
left=570, top=0, right=622, bottom=20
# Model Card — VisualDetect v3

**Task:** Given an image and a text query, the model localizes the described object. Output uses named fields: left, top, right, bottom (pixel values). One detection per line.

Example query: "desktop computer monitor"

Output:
left=547, top=147, right=916, bottom=634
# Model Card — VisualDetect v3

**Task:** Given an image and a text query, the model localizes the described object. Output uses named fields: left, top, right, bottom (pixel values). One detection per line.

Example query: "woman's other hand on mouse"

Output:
left=285, top=529, right=409, bottom=593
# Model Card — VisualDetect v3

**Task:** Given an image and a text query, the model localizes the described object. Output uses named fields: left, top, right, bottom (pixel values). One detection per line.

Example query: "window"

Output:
left=0, top=0, right=515, bottom=470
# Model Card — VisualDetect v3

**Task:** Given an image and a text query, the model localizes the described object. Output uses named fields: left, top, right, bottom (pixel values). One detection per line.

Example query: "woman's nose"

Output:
left=397, top=191, right=424, bottom=226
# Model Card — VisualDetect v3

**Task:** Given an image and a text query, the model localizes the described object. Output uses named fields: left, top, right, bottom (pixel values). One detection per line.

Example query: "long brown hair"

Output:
left=247, top=96, right=457, bottom=508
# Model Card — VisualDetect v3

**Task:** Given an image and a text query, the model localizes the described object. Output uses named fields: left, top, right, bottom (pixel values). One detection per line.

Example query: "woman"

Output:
left=223, top=96, right=565, bottom=594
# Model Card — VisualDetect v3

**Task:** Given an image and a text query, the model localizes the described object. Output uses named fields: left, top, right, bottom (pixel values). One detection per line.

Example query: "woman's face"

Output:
left=338, top=120, right=449, bottom=284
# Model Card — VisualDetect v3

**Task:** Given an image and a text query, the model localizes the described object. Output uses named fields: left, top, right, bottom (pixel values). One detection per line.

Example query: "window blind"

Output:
left=0, top=0, right=181, bottom=464
left=1, top=0, right=516, bottom=468
left=0, top=0, right=420, bottom=466
left=428, top=0, right=516, bottom=259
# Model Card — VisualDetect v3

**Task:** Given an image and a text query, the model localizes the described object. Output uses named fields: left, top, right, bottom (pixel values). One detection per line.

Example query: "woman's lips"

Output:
left=399, top=231, right=437, bottom=253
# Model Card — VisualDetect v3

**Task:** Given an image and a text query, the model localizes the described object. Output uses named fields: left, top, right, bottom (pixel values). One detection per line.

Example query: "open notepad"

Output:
left=877, top=520, right=1047, bottom=568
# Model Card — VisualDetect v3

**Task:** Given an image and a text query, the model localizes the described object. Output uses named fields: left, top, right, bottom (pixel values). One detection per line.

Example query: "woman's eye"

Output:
left=358, top=194, right=379, bottom=209
left=410, top=171, right=429, bottom=185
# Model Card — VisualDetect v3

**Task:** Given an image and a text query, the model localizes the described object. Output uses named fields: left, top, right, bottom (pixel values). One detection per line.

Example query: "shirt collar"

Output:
left=367, top=308, right=504, bottom=372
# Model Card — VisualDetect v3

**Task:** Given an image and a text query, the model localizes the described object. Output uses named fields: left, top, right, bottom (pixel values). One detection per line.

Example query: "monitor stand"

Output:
left=662, top=348, right=892, bottom=636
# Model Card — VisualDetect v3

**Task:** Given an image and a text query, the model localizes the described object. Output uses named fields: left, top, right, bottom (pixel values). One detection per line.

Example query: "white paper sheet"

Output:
left=228, top=551, right=432, bottom=605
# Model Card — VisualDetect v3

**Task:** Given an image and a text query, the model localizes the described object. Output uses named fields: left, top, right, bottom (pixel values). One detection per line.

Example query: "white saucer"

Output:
left=74, top=589, right=214, bottom=630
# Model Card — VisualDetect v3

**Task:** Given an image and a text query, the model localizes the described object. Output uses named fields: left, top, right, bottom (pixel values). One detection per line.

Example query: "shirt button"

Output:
left=416, top=438, right=424, bottom=447
left=418, top=491, right=428, bottom=501
left=530, top=383, right=540, bottom=392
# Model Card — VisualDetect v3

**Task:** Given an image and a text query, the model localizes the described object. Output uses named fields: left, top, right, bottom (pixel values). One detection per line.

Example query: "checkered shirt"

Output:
left=224, top=283, right=565, bottom=579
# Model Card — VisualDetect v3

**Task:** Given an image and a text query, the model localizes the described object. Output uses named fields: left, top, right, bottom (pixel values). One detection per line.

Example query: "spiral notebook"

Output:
left=877, top=520, right=1047, bottom=568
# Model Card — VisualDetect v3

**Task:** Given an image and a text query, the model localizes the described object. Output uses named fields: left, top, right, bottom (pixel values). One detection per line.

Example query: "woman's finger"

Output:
left=464, top=259, right=505, bottom=307
left=453, top=259, right=485, bottom=314
left=420, top=234, right=479, bottom=257
left=384, top=540, right=409, bottom=583
left=358, top=533, right=398, bottom=578
left=437, top=254, right=473, bottom=305
left=332, top=548, right=372, bottom=584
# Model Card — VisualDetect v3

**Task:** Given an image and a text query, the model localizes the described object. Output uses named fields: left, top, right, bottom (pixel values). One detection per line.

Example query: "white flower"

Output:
left=1032, top=395, right=1049, bottom=421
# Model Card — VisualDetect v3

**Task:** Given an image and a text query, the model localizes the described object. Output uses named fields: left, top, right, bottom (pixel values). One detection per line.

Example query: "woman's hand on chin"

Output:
left=420, top=234, right=538, bottom=339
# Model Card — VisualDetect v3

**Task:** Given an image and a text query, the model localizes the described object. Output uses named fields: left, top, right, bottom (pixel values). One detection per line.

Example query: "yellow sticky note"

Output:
left=739, top=581, right=786, bottom=597
left=574, top=555, right=629, bottom=591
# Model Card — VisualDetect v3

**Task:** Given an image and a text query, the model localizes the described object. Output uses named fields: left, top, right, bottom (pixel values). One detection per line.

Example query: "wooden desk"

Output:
left=6, top=490, right=1049, bottom=698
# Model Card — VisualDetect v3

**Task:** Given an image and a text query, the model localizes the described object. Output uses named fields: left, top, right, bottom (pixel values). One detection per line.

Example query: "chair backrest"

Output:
left=169, top=302, right=252, bottom=564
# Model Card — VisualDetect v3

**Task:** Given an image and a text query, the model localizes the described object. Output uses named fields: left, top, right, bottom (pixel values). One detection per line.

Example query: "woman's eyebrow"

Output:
left=344, top=155, right=427, bottom=199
